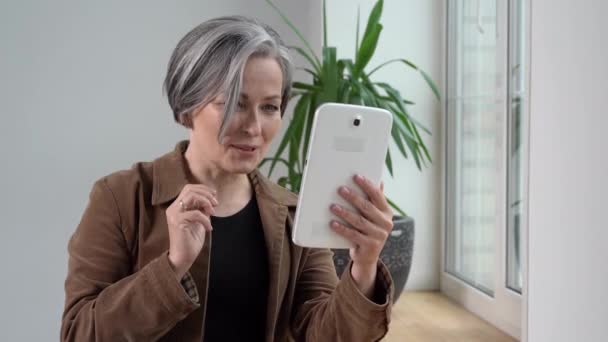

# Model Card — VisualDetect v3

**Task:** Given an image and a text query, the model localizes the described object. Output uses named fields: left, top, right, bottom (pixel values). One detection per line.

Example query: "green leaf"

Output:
left=387, top=103, right=424, bottom=170
left=293, top=82, right=322, bottom=92
left=338, top=81, right=352, bottom=103
left=385, top=147, right=394, bottom=177
left=402, top=128, right=422, bottom=170
left=354, top=23, right=382, bottom=77
left=361, top=0, right=384, bottom=54
left=341, top=58, right=356, bottom=77
left=259, top=157, right=290, bottom=170
left=278, top=176, right=289, bottom=188
left=340, top=60, right=362, bottom=104
left=381, top=100, right=417, bottom=142
left=292, top=94, right=310, bottom=144
left=321, top=47, right=339, bottom=102
left=301, top=94, right=318, bottom=163
left=337, top=59, right=350, bottom=101
left=290, top=94, right=311, bottom=172
left=268, top=101, right=307, bottom=176
left=404, top=134, right=422, bottom=170
left=289, top=90, right=307, bottom=99
left=267, top=0, right=321, bottom=70
left=268, top=133, right=291, bottom=177
left=291, top=169, right=302, bottom=192
left=368, top=58, right=417, bottom=76
left=337, top=59, right=346, bottom=76
left=376, top=82, right=431, bottom=135
left=411, top=118, right=432, bottom=163
left=379, top=98, right=427, bottom=170
left=394, top=113, right=419, bottom=143
left=289, top=46, right=322, bottom=74
left=386, top=196, right=407, bottom=216
left=357, top=81, right=380, bottom=107
left=408, top=115, right=431, bottom=135
left=288, top=139, right=299, bottom=184
left=359, top=72, right=381, bottom=97
left=296, top=67, right=320, bottom=82
left=419, top=68, right=441, bottom=100
left=387, top=93, right=433, bottom=165
left=354, top=0, right=383, bottom=76
left=367, top=58, right=440, bottom=101
left=378, top=95, right=415, bottom=105
left=348, top=92, right=362, bottom=105
left=390, top=122, right=409, bottom=160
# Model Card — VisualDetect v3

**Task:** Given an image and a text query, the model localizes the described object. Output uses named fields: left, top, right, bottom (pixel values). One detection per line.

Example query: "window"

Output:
left=443, top=0, right=528, bottom=338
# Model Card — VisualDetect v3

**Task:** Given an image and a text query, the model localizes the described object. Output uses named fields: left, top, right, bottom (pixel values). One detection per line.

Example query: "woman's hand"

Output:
left=329, top=174, right=393, bottom=298
left=166, top=184, right=218, bottom=280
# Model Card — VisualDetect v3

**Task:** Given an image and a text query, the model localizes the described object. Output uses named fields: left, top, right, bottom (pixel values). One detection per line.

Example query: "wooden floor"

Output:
left=382, top=291, right=517, bottom=342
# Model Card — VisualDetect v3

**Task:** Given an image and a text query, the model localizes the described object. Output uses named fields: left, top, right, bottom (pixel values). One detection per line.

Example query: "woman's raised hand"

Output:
left=166, top=184, right=218, bottom=280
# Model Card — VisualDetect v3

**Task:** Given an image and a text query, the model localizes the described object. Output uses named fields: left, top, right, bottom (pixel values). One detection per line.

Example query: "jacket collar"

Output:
left=152, top=140, right=296, bottom=338
left=151, top=140, right=298, bottom=208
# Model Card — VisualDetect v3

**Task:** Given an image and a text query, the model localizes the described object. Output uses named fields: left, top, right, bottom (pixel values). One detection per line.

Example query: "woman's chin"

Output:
left=225, top=160, right=258, bottom=174
left=222, top=147, right=263, bottom=174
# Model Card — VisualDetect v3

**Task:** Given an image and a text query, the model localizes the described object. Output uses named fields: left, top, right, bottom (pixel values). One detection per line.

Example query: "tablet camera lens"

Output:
left=353, top=118, right=361, bottom=126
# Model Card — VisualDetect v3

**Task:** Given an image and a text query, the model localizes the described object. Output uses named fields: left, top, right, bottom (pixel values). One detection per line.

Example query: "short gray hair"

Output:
left=163, top=16, right=293, bottom=140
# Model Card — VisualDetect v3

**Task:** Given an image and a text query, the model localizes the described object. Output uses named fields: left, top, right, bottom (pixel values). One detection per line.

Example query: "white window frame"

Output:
left=440, top=0, right=531, bottom=339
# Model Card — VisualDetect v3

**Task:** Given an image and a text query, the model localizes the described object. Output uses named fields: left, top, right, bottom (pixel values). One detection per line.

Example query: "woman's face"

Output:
left=189, top=56, right=284, bottom=174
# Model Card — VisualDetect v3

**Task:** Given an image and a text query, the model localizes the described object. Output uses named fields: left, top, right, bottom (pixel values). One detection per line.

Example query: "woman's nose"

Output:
left=242, top=110, right=262, bottom=136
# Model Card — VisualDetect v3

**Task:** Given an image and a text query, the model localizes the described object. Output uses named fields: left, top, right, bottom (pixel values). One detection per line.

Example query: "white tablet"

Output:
left=292, top=103, right=393, bottom=249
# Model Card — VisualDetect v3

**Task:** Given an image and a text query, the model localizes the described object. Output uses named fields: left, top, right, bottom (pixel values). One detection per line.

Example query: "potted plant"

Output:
left=262, top=0, right=440, bottom=302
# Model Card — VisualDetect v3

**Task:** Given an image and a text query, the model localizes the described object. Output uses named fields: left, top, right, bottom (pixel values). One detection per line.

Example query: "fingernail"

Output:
left=330, top=204, right=341, bottom=212
left=330, top=221, right=340, bottom=228
left=339, top=186, right=350, bottom=194
left=355, top=174, right=364, bottom=182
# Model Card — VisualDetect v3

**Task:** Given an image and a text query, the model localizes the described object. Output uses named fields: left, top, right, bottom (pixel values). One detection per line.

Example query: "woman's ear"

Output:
left=180, top=113, right=193, bottom=128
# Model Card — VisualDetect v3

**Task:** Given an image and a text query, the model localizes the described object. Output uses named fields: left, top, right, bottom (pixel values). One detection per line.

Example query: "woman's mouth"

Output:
left=230, top=144, right=258, bottom=155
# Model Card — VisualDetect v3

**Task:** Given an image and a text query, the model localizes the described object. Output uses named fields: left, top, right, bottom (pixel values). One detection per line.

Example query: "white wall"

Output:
left=0, top=1, right=320, bottom=340
left=325, top=0, right=445, bottom=290
left=527, top=0, right=608, bottom=341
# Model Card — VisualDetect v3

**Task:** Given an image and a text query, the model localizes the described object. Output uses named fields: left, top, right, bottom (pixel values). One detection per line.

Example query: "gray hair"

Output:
left=163, top=16, right=293, bottom=140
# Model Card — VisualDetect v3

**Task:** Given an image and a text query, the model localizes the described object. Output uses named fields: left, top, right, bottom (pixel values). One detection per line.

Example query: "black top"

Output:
left=203, top=195, right=269, bottom=342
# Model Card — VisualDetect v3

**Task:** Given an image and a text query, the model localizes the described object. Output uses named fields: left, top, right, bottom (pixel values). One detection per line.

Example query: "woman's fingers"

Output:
left=180, top=193, right=215, bottom=215
left=179, top=210, right=213, bottom=233
left=330, top=204, right=388, bottom=241
left=353, top=175, right=390, bottom=213
left=330, top=220, right=368, bottom=246
left=337, top=186, right=390, bottom=231
left=166, top=184, right=218, bottom=279
left=176, top=186, right=218, bottom=215
left=183, top=184, right=218, bottom=205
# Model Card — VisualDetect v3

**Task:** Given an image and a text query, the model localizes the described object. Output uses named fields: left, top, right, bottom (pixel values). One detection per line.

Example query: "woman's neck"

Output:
left=183, top=142, right=252, bottom=214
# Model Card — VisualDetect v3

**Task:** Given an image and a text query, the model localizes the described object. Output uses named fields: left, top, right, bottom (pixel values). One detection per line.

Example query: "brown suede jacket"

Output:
left=61, top=141, right=393, bottom=341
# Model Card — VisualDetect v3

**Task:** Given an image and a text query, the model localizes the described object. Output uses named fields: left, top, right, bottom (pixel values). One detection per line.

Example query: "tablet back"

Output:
left=292, top=103, right=393, bottom=249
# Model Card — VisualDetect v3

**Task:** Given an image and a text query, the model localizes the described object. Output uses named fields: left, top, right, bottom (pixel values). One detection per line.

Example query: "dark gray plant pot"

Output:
left=331, top=216, right=415, bottom=303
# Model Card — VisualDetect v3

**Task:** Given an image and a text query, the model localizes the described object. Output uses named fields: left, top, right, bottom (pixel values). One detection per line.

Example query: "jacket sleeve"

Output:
left=60, top=178, right=199, bottom=342
left=290, top=247, right=394, bottom=342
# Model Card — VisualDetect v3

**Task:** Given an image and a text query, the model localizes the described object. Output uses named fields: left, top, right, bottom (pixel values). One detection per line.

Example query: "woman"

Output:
left=61, top=16, right=394, bottom=342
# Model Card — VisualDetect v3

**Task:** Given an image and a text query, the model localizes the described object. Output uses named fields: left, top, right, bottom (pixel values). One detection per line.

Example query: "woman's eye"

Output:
left=262, top=104, right=280, bottom=112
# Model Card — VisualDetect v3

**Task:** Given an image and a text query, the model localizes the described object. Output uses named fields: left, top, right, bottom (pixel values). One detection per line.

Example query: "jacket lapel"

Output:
left=249, top=170, right=298, bottom=341
left=150, top=142, right=299, bottom=341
